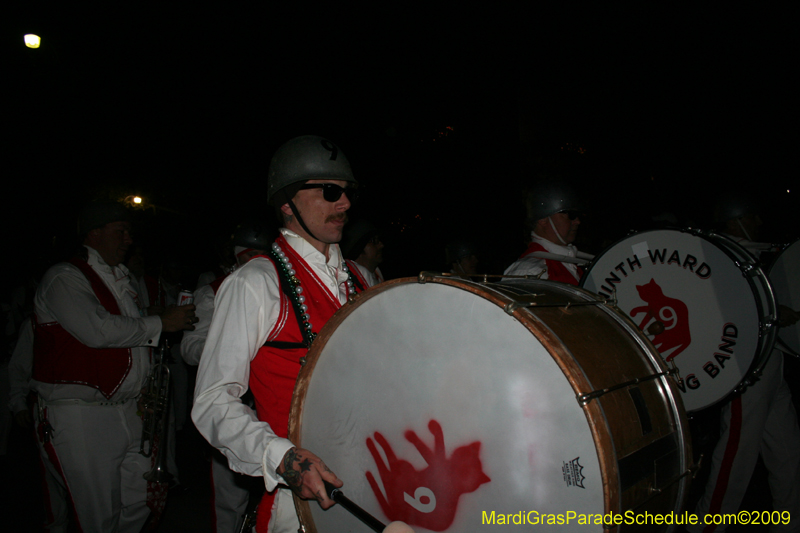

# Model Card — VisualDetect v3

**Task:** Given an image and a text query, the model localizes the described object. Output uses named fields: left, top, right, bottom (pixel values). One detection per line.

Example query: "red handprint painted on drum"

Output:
left=630, top=278, right=691, bottom=362
left=365, top=419, right=491, bottom=531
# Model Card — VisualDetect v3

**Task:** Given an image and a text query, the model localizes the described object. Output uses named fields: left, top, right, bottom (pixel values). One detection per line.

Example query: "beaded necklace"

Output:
left=269, top=241, right=357, bottom=347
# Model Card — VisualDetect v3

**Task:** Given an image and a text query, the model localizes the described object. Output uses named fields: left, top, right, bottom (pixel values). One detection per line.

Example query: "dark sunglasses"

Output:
left=559, top=210, right=582, bottom=221
left=300, top=183, right=359, bottom=203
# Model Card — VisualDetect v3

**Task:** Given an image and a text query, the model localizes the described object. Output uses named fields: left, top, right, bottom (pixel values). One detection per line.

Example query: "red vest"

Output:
left=209, top=272, right=229, bottom=295
left=252, top=236, right=360, bottom=531
left=143, top=275, right=166, bottom=308
left=520, top=242, right=583, bottom=286
left=32, top=257, right=133, bottom=399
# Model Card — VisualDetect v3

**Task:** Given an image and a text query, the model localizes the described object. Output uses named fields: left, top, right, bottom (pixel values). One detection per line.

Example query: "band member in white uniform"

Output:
left=340, top=219, right=385, bottom=290
left=504, top=181, right=590, bottom=286
left=192, top=136, right=357, bottom=533
left=687, top=197, right=800, bottom=533
left=31, top=202, right=196, bottom=533
left=182, top=221, right=270, bottom=533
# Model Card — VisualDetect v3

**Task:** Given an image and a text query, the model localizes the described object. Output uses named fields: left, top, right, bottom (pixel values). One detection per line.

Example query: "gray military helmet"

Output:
left=267, top=135, right=357, bottom=206
left=78, top=201, right=132, bottom=236
left=232, top=222, right=272, bottom=250
left=526, top=181, right=583, bottom=222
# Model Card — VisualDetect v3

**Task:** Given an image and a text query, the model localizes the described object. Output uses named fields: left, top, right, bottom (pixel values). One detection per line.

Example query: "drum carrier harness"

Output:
left=261, top=246, right=361, bottom=352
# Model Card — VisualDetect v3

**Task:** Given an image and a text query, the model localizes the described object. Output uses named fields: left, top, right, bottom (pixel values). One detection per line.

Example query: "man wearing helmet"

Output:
left=446, top=240, right=480, bottom=279
left=686, top=196, right=800, bottom=533
left=504, top=181, right=588, bottom=285
left=183, top=221, right=271, bottom=532
left=192, top=136, right=361, bottom=532
left=340, top=220, right=386, bottom=289
left=30, top=201, right=197, bottom=532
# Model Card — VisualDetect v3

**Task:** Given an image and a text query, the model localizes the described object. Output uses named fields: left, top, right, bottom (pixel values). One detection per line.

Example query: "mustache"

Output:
left=325, top=213, right=348, bottom=224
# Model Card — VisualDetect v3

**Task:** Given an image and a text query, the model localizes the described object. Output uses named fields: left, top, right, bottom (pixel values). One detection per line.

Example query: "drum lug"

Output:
left=577, top=371, right=670, bottom=405
left=740, top=262, right=759, bottom=277
left=417, top=271, right=441, bottom=284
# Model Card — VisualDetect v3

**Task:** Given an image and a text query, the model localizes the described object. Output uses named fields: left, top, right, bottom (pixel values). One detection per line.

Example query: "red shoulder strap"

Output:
left=209, top=272, right=230, bottom=295
left=67, top=257, right=122, bottom=315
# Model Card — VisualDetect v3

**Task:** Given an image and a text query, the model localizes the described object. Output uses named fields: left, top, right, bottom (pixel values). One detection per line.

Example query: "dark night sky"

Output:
left=3, top=4, right=798, bottom=282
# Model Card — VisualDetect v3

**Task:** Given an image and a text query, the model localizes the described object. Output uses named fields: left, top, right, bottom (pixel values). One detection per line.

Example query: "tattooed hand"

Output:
left=277, top=447, right=343, bottom=509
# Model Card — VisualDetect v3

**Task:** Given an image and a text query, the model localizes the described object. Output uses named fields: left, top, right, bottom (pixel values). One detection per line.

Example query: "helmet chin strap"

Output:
left=288, top=199, right=322, bottom=244
left=548, top=216, right=568, bottom=245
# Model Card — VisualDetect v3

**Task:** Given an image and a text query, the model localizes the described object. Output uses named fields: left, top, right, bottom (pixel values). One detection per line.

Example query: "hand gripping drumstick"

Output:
left=323, top=480, right=385, bottom=531
left=322, top=481, right=417, bottom=532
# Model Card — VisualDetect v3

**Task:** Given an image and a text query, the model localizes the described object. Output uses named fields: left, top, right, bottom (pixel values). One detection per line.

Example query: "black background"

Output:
left=3, top=4, right=798, bottom=282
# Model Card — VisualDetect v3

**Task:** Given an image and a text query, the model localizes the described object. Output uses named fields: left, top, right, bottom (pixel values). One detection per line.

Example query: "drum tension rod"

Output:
left=504, top=298, right=613, bottom=315
left=577, top=371, right=670, bottom=406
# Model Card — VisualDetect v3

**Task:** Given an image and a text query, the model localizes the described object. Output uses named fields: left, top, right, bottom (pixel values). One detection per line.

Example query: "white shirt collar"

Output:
left=84, top=245, right=130, bottom=280
left=280, top=228, right=344, bottom=270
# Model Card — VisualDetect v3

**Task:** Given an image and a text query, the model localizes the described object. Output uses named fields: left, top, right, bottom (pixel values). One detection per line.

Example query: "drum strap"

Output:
left=263, top=248, right=313, bottom=349
left=260, top=242, right=363, bottom=351
left=261, top=340, right=307, bottom=350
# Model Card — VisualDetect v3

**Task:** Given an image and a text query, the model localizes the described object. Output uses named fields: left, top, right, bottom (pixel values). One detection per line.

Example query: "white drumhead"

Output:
left=581, top=229, right=761, bottom=412
left=769, top=240, right=800, bottom=354
left=298, top=282, right=603, bottom=532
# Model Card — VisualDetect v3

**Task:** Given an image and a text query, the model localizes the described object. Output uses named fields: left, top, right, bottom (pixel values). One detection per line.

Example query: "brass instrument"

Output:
left=139, top=337, right=173, bottom=484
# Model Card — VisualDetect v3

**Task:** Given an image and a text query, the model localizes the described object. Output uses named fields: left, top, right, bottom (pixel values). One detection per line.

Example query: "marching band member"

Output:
left=192, top=136, right=364, bottom=532
left=340, top=219, right=385, bottom=290
left=504, top=181, right=590, bottom=285
left=687, top=197, right=800, bottom=533
left=31, top=201, right=196, bottom=532
left=445, top=240, right=479, bottom=279
left=182, top=221, right=270, bottom=533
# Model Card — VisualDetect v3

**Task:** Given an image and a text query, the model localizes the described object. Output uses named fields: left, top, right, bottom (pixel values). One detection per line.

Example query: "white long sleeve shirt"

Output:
left=504, top=232, right=582, bottom=281
left=192, top=229, right=349, bottom=492
left=32, top=246, right=162, bottom=402
left=181, top=282, right=217, bottom=366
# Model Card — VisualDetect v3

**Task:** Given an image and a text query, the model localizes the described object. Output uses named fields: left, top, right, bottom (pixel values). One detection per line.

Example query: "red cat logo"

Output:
left=630, top=278, right=691, bottom=362
left=365, top=419, right=491, bottom=531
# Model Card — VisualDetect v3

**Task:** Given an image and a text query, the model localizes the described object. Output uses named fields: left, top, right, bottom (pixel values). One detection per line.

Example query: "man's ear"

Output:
left=280, top=203, right=293, bottom=217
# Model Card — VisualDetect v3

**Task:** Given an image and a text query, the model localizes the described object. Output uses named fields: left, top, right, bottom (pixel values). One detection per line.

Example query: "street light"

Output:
left=24, top=34, right=41, bottom=49
left=124, top=195, right=147, bottom=209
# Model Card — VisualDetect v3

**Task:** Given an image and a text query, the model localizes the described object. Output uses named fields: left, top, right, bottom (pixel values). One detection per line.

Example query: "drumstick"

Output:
left=323, top=480, right=386, bottom=532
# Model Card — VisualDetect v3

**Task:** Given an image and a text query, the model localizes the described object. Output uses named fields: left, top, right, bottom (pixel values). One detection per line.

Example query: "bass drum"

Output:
left=768, top=239, right=800, bottom=355
left=289, top=276, right=690, bottom=532
left=580, top=228, right=778, bottom=412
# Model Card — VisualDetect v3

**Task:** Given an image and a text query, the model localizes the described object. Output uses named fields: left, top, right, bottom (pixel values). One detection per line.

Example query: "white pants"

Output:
left=36, top=399, right=151, bottom=533
left=211, top=449, right=250, bottom=533
left=689, top=353, right=800, bottom=533
left=266, top=487, right=300, bottom=533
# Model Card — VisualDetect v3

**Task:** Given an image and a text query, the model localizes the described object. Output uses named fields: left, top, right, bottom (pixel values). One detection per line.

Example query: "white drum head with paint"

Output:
left=581, top=229, right=766, bottom=412
left=297, top=283, right=603, bottom=532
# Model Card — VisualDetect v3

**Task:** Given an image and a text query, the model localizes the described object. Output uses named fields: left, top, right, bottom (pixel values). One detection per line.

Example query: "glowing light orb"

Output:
left=24, top=34, right=41, bottom=49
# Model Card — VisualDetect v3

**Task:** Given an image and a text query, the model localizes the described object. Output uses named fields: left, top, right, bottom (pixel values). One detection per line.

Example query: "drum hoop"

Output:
left=580, top=228, right=779, bottom=406
left=767, top=238, right=800, bottom=357
left=289, top=275, right=689, bottom=527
